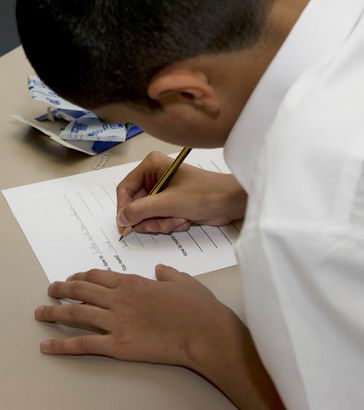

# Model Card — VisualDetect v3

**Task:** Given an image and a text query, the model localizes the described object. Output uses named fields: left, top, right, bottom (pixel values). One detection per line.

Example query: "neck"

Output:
left=267, top=0, right=310, bottom=45
left=214, top=0, right=310, bottom=135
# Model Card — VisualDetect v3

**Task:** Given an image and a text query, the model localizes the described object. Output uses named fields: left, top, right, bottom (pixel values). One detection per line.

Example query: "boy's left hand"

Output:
left=34, top=264, right=232, bottom=368
left=35, top=265, right=285, bottom=409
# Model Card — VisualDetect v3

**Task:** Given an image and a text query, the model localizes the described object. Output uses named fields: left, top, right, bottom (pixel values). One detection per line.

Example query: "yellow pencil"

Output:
left=119, top=146, right=192, bottom=240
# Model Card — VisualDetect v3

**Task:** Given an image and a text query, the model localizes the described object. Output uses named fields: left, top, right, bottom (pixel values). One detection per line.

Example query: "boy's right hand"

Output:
left=116, top=151, right=247, bottom=234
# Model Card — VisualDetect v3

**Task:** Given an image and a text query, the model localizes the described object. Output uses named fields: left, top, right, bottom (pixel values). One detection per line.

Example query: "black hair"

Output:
left=16, top=0, right=271, bottom=108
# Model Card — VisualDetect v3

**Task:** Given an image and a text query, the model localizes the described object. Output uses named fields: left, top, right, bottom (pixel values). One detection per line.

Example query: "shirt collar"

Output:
left=224, top=0, right=364, bottom=192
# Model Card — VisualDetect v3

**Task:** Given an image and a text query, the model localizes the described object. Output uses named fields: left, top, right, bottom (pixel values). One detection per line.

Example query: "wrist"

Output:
left=220, top=175, right=248, bottom=222
left=183, top=304, right=284, bottom=409
left=184, top=304, right=245, bottom=380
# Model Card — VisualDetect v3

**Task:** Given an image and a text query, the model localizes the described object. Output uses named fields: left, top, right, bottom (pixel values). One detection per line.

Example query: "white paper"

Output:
left=12, top=115, right=97, bottom=156
left=2, top=149, right=238, bottom=282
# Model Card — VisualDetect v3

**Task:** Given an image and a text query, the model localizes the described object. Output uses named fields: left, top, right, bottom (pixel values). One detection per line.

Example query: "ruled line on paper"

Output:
left=211, top=160, right=223, bottom=173
left=77, top=191, right=93, bottom=215
left=89, top=189, right=104, bottom=210
left=199, top=226, right=218, bottom=248
left=218, top=227, right=233, bottom=245
left=101, top=184, right=116, bottom=206
left=187, top=231, right=203, bottom=252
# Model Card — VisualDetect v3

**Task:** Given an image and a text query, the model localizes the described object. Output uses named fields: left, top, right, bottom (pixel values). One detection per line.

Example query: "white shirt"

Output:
left=224, top=0, right=364, bottom=409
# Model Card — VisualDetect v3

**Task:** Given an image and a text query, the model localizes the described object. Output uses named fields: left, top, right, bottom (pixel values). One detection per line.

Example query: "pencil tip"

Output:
left=119, top=235, right=123, bottom=241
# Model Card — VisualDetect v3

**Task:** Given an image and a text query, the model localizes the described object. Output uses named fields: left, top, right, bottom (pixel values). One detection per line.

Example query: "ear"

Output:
left=147, top=71, right=220, bottom=113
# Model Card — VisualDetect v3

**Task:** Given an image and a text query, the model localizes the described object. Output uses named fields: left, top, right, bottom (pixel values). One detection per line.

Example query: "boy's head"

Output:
left=16, top=0, right=274, bottom=147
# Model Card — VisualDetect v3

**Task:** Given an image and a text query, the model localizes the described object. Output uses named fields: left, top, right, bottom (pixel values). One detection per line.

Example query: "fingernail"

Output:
left=40, top=340, right=52, bottom=352
left=174, top=218, right=187, bottom=227
left=35, top=306, right=45, bottom=319
left=144, top=220, right=160, bottom=233
left=48, top=282, right=56, bottom=293
left=117, top=209, right=129, bottom=227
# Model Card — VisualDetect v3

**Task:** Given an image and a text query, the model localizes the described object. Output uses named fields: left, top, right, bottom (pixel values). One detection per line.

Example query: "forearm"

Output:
left=186, top=308, right=284, bottom=409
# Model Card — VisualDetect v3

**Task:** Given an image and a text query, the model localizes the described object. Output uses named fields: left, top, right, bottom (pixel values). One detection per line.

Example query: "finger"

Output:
left=133, top=188, right=148, bottom=201
left=134, top=217, right=190, bottom=234
left=116, top=186, right=148, bottom=215
left=116, top=168, right=146, bottom=212
left=118, top=192, right=205, bottom=228
left=48, top=280, right=112, bottom=308
left=67, top=269, right=121, bottom=289
left=155, top=264, right=191, bottom=282
left=40, top=334, right=114, bottom=356
left=116, top=152, right=172, bottom=211
left=158, top=218, right=190, bottom=233
left=173, top=221, right=192, bottom=232
left=35, top=304, right=111, bottom=331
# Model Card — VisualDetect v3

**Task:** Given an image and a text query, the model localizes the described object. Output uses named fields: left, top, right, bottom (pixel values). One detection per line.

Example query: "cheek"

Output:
left=134, top=118, right=193, bottom=146
left=133, top=115, right=226, bottom=148
left=146, top=124, right=205, bottom=147
left=150, top=126, right=224, bottom=148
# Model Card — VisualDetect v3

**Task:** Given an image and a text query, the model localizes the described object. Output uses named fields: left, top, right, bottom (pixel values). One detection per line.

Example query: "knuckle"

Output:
left=51, top=340, right=66, bottom=354
left=136, top=221, right=158, bottom=234
left=110, top=292, right=125, bottom=308
left=159, top=219, right=174, bottom=234
left=49, top=339, right=69, bottom=354
left=68, top=303, right=83, bottom=321
left=124, top=273, right=145, bottom=287
left=133, top=223, right=147, bottom=234
left=116, top=179, right=124, bottom=192
left=85, top=269, right=100, bottom=282
left=146, top=151, right=169, bottom=167
left=49, top=281, right=60, bottom=295
left=175, top=222, right=191, bottom=232
left=75, top=337, right=91, bottom=353
left=124, top=201, right=143, bottom=222
left=123, top=203, right=135, bottom=221
left=111, top=334, right=127, bottom=354
left=116, top=184, right=129, bottom=203
left=145, top=150, right=161, bottom=162
left=160, top=226, right=172, bottom=234
left=69, top=280, right=84, bottom=298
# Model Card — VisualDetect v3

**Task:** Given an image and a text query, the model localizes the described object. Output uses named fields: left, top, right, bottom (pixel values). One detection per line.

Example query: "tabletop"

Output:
left=0, top=47, right=243, bottom=410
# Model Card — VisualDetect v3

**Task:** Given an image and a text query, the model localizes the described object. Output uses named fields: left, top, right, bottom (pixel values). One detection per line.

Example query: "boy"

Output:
left=16, top=0, right=364, bottom=408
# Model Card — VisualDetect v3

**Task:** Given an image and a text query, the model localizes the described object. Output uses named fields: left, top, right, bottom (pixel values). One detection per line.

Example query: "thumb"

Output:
left=155, top=264, right=190, bottom=282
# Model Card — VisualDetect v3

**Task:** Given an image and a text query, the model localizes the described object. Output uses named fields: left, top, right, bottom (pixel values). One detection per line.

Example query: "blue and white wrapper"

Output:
left=19, top=76, right=143, bottom=155
left=60, top=113, right=127, bottom=142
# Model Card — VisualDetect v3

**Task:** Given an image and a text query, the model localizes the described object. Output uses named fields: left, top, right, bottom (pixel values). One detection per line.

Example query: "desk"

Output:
left=0, top=47, right=243, bottom=410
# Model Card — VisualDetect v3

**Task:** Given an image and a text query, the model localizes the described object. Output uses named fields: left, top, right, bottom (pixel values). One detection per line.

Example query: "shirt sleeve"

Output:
left=237, top=222, right=364, bottom=410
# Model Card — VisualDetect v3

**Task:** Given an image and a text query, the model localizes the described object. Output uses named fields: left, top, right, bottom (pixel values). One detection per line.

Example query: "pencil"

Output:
left=119, top=146, right=192, bottom=240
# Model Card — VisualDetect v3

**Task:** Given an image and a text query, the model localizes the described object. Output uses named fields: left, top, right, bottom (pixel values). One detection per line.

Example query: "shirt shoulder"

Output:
left=247, top=27, right=364, bottom=228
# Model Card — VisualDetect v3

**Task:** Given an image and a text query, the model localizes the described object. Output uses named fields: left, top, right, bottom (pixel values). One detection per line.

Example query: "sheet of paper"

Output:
left=12, top=114, right=97, bottom=155
left=2, top=149, right=239, bottom=282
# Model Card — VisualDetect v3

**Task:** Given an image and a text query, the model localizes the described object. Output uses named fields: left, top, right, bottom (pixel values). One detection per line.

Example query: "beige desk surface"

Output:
left=0, top=47, right=243, bottom=410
